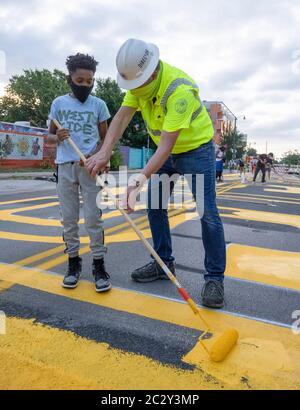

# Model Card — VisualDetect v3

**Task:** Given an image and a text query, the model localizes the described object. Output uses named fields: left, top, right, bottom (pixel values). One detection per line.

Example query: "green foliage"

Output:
left=222, top=129, right=248, bottom=160
left=281, top=150, right=300, bottom=165
left=95, top=77, right=124, bottom=117
left=110, top=146, right=123, bottom=171
left=0, top=69, right=69, bottom=127
left=247, top=147, right=258, bottom=157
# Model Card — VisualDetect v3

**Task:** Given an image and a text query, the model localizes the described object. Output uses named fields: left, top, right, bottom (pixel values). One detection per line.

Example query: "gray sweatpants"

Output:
left=56, top=162, right=106, bottom=259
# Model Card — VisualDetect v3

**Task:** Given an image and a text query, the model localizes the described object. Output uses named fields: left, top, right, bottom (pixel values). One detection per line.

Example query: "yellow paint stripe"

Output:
left=0, top=263, right=299, bottom=389
left=0, top=316, right=227, bottom=390
left=15, top=246, right=66, bottom=267
left=226, top=244, right=300, bottom=291
left=0, top=280, right=13, bottom=292
left=219, top=194, right=300, bottom=205
left=225, top=192, right=300, bottom=202
left=219, top=206, right=300, bottom=229
left=0, top=196, right=57, bottom=206
left=265, top=185, right=300, bottom=195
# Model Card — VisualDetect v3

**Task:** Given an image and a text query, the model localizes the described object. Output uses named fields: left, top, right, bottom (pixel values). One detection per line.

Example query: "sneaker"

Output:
left=93, top=259, right=111, bottom=293
left=62, top=256, right=82, bottom=289
left=131, top=261, right=175, bottom=283
left=201, top=280, right=224, bottom=309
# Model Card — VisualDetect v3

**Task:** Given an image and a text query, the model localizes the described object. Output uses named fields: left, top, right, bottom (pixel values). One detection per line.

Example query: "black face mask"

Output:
left=68, top=77, right=94, bottom=103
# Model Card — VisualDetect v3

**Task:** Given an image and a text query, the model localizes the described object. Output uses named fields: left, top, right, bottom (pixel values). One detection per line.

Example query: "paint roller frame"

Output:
left=52, top=118, right=239, bottom=363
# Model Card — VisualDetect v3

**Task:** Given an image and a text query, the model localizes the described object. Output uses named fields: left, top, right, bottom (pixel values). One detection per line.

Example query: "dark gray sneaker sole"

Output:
left=131, top=274, right=171, bottom=283
left=61, top=282, right=80, bottom=289
left=201, top=299, right=224, bottom=309
left=95, top=283, right=112, bottom=293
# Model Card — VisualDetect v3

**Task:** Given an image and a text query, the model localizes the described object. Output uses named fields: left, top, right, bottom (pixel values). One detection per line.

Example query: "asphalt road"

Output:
left=0, top=171, right=300, bottom=390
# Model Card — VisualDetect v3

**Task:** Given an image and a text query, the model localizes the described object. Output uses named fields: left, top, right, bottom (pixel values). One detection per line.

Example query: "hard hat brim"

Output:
left=117, top=43, right=160, bottom=90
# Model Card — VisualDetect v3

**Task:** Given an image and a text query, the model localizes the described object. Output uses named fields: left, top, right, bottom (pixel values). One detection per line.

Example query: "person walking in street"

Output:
left=216, top=145, right=226, bottom=182
left=85, top=39, right=226, bottom=309
left=253, top=154, right=268, bottom=183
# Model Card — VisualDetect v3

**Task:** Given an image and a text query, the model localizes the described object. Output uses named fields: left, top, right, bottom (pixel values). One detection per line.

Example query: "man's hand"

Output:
left=121, top=174, right=147, bottom=214
left=85, top=150, right=111, bottom=178
left=56, top=128, right=70, bottom=143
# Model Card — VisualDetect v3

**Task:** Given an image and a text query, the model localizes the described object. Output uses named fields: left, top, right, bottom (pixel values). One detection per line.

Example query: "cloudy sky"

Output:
left=0, top=0, right=299, bottom=157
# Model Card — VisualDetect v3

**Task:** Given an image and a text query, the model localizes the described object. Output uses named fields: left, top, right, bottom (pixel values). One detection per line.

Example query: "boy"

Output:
left=47, top=53, right=111, bottom=293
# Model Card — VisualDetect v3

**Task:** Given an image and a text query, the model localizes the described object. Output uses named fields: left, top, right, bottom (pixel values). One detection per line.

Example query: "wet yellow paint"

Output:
left=219, top=206, right=300, bottom=229
left=0, top=317, right=223, bottom=390
left=226, top=244, right=300, bottom=291
left=0, top=264, right=299, bottom=389
left=265, top=185, right=300, bottom=195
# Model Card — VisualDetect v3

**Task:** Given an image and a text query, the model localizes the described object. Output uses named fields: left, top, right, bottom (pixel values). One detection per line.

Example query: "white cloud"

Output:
left=0, top=0, right=299, bottom=157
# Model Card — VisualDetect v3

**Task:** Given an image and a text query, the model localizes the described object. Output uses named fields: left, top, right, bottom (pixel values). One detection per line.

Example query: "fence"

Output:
left=119, top=146, right=154, bottom=169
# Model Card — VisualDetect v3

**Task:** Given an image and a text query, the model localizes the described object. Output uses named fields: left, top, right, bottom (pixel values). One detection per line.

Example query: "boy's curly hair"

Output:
left=66, top=53, right=98, bottom=74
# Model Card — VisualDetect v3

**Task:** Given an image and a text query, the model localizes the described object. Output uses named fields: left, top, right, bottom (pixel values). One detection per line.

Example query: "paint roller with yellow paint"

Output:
left=52, top=118, right=239, bottom=363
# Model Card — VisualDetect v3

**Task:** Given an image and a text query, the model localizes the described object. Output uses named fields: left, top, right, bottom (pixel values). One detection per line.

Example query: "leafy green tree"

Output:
left=281, top=150, right=300, bottom=166
left=246, top=147, right=258, bottom=157
left=222, top=129, right=248, bottom=161
left=0, top=69, right=69, bottom=127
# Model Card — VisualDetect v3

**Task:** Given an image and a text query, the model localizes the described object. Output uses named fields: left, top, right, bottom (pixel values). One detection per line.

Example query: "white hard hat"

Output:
left=116, top=39, right=160, bottom=90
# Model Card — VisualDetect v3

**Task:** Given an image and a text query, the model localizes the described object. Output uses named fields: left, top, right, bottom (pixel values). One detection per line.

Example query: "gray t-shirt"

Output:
left=49, top=94, right=110, bottom=164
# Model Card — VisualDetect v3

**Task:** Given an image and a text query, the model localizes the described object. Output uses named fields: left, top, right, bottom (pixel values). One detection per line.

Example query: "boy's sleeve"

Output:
left=48, top=99, right=58, bottom=121
left=121, top=91, right=140, bottom=110
left=98, top=101, right=111, bottom=123
left=163, top=89, right=197, bottom=132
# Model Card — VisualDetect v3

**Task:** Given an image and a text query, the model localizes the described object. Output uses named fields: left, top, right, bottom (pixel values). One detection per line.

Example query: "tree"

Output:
left=222, top=129, right=248, bottom=161
left=94, top=78, right=124, bottom=118
left=281, top=150, right=300, bottom=166
left=246, top=147, right=258, bottom=157
left=0, top=69, right=69, bottom=127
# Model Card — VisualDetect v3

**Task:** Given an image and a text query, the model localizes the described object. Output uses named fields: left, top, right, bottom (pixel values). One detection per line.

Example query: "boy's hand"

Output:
left=56, top=128, right=70, bottom=142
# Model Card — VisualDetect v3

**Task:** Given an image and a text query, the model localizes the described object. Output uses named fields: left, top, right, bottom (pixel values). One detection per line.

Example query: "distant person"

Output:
left=266, top=153, right=275, bottom=180
left=216, top=146, right=226, bottom=182
left=238, top=158, right=245, bottom=175
left=251, top=157, right=258, bottom=174
left=253, top=154, right=268, bottom=183
left=229, top=159, right=235, bottom=173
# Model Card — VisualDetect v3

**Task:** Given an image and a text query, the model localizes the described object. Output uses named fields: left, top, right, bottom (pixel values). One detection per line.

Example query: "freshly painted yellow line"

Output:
left=0, top=262, right=299, bottom=389
left=226, top=244, right=300, bottom=291
left=264, top=185, right=300, bottom=195
left=219, top=193, right=300, bottom=205
left=0, top=280, right=13, bottom=292
left=225, top=192, right=300, bottom=201
left=219, top=206, right=300, bottom=229
left=0, top=316, right=225, bottom=390
left=0, top=196, right=57, bottom=206
left=14, top=246, right=66, bottom=267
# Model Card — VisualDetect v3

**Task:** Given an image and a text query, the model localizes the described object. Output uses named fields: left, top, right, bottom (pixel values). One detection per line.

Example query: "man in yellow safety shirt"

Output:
left=86, top=39, right=226, bottom=309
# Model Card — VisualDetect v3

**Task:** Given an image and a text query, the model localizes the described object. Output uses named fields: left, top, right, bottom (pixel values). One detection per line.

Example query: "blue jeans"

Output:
left=147, top=140, right=226, bottom=282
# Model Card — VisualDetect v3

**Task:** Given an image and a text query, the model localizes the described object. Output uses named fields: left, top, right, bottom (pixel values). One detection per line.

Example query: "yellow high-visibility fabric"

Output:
left=122, top=61, right=214, bottom=154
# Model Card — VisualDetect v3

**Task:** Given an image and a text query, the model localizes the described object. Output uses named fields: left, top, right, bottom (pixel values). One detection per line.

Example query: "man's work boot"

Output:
left=131, top=261, right=175, bottom=283
left=201, top=280, right=224, bottom=309
left=62, top=256, right=82, bottom=289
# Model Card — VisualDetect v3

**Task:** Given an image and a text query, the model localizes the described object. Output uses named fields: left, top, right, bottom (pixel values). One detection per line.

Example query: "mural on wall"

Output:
left=0, top=132, right=44, bottom=160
